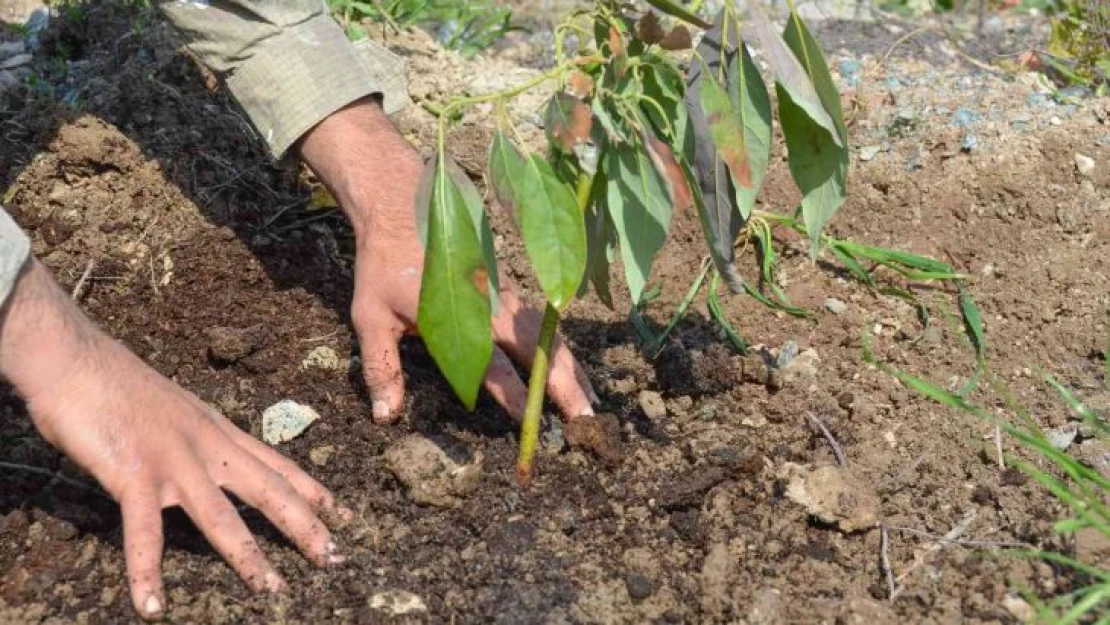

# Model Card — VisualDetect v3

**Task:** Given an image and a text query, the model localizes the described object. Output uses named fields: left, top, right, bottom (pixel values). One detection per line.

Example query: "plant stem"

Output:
left=515, top=170, right=595, bottom=488
left=515, top=301, right=560, bottom=487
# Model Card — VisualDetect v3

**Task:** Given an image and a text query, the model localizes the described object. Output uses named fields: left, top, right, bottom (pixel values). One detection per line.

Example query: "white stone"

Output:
left=369, top=590, right=427, bottom=615
left=1075, top=153, right=1095, bottom=177
left=261, top=400, right=321, bottom=445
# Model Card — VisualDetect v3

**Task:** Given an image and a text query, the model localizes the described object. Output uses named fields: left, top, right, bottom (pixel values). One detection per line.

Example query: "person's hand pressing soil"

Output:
left=0, top=258, right=353, bottom=621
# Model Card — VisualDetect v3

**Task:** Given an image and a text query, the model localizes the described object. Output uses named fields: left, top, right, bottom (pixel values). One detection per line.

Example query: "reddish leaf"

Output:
left=697, top=73, right=754, bottom=189
left=643, top=131, right=693, bottom=212
left=609, top=25, right=625, bottom=57
left=659, top=25, right=693, bottom=50
left=567, top=70, right=595, bottom=99
left=637, top=11, right=666, bottom=44
left=545, top=93, right=593, bottom=153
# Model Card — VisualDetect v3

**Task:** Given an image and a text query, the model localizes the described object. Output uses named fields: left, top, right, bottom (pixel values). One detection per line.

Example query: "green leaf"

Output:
left=416, top=155, right=494, bottom=410
left=775, top=9, right=850, bottom=258
left=489, top=131, right=586, bottom=310
left=731, top=44, right=774, bottom=220
left=414, top=156, right=500, bottom=315
left=748, top=4, right=843, bottom=148
left=580, top=179, right=615, bottom=308
left=778, top=86, right=848, bottom=260
left=606, top=142, right=675, bottom=304
left=783, top=11, right=848, bottom=145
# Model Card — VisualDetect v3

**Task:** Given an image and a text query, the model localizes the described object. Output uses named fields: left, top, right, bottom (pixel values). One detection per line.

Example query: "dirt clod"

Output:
left=204, top=326, right=259, bottom=364
left=563, top=412, right=624, bottom=465
left=624, top=572, right=654, bottom=603
left=383, top=434, right=483, bottom=508
left=782, top=463, right=879, bottom=533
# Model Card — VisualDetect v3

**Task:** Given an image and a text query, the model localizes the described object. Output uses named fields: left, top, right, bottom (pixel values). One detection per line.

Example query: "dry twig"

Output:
left=805, top=412, right=847, bottom=467
left=880, top=523, right=897, bottom=600
left=71, top=259, right=95, bottom=300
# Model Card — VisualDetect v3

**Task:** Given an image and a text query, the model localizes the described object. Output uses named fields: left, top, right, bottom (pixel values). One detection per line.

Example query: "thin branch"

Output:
left=881, top=523, right=897, bottom=601
left=806, top=412, right=847, bottom=467
left=71, top=259, right=95, bottom=300
left=891, top=509, right=977, bottom=600
left=887, top=525, right=1032, bottom=549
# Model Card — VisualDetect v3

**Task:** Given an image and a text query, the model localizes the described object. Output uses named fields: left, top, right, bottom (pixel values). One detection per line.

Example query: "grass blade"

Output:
left=709, top=270, right=749, bottom=354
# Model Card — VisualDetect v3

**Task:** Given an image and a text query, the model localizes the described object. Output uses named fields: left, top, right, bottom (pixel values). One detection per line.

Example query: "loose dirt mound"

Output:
left=1, top=4, right=1108, bottom=623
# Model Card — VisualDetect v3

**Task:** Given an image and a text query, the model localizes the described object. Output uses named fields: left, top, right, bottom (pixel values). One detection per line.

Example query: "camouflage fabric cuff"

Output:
left=226, top=14, right=408, bottom=160
left=0, top=208, right=30, bottom=309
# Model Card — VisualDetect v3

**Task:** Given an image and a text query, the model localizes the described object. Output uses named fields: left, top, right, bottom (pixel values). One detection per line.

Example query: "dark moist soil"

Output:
left=2, top=3, right=1110, bottom=624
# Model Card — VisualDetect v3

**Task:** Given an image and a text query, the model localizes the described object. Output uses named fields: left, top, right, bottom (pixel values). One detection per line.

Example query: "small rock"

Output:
left=301, top=345, right=344, bottom=371
left=309, top=445, right=336, bottom=467
left=204, top=326, right=259, bottom=364
left=960, top=133, right=978, bottom=151
left=369, top=590, right=426, bottom=615
left=1049, top=115, right=1062, bottom=126
left=383, top=434, right=483, bottom=508
left=858, top=145, right=881, bottom=161
left=638, top=390, right=667, bottom=419
left=781, top=463, right=879, bottom=532
left=837, top=392, right=855, bottom=410
left=1076, top=439, right=1110, bottom=479
left=824, top=298, right=848, bottom=315
left=1002, top=594, right=1034, bottom=622
left=700, top=542, right=735, bottom=617
left=775, top=341, right=799, bottom=368
left=624, top=572, right=654, bottom=603
left=262, top=400, right=321, bottom=445
left=780, top=348, right=820, bottom=386
left=950, top=107, right=981, bottom=129
left=1045, top=424, right=1078, bottom=451
left=1074, top=153, right=1095, bottom=177
left=1076, top=526, right=1110, bottom=563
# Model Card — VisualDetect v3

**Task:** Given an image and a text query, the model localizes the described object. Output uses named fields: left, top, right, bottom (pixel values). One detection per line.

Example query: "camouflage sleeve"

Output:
left=158, top=1, right=407, bottom=160
left=0, top=208, right=30, bottom=309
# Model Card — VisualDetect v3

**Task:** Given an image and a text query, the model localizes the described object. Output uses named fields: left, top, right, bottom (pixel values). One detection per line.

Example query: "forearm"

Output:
left=0, top=257, right=99, bottom=412
left=297, top=98, right=423, bottom=238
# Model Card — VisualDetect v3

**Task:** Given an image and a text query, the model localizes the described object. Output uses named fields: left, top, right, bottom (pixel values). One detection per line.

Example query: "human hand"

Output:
left=0, top=259, right=352, bottom=620
left=299, top=99, right=598, bottom=424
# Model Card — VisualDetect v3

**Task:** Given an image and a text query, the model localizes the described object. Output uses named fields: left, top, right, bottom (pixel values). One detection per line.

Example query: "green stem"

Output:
left=515, top=301, right=560, bottom=487
left=515, top=170, right=594, bottom=487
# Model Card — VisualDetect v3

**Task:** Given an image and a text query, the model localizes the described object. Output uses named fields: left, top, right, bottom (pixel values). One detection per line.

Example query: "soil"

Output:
left=1, top=2, right=1109, bottom=624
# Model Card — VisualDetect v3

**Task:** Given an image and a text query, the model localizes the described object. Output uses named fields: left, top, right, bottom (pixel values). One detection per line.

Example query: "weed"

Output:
left=327, top=0, right=521, bottom=58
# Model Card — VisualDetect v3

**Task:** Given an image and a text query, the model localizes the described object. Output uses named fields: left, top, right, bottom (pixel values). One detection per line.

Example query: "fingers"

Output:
left=121, top=488, right=166, bottom=621
left=490, top=289, right=597, bottom=420
left=355, top=312, right=406, bottom=424
left=178, top=471, right=285, bottom=594
left=217, top=449, right=342, bottom=569
left=222, top=425, right=354, bottom=528
left=482, top=347, right=528, bottom=421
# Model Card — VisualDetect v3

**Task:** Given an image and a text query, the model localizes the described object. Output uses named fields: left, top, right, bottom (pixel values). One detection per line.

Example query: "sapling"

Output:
left=413, top=0, right=975, bottom=487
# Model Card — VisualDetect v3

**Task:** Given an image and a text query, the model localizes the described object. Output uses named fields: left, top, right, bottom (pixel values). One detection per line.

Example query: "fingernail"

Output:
left=264, top=571, right=287, bottom=593
left=144, top=594, right=163, bottom=616
left=372, top=400, right=392, bottom=421
left=579, top=405, right=596, bottom=418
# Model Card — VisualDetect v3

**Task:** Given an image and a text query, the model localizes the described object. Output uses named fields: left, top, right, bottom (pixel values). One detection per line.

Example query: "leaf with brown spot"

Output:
left=696, top=69, right=753, bottom=189
left=643, top=131, right=693, bottom=213
left=416, top=154, right=494, bottom=410
left=567, top=70, right=595, bottom=99
left=544, top=92, right=593, bottom=154
left=637, top=11, right=666, bottom=44
left=659, top=25, right=693, bottom=50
